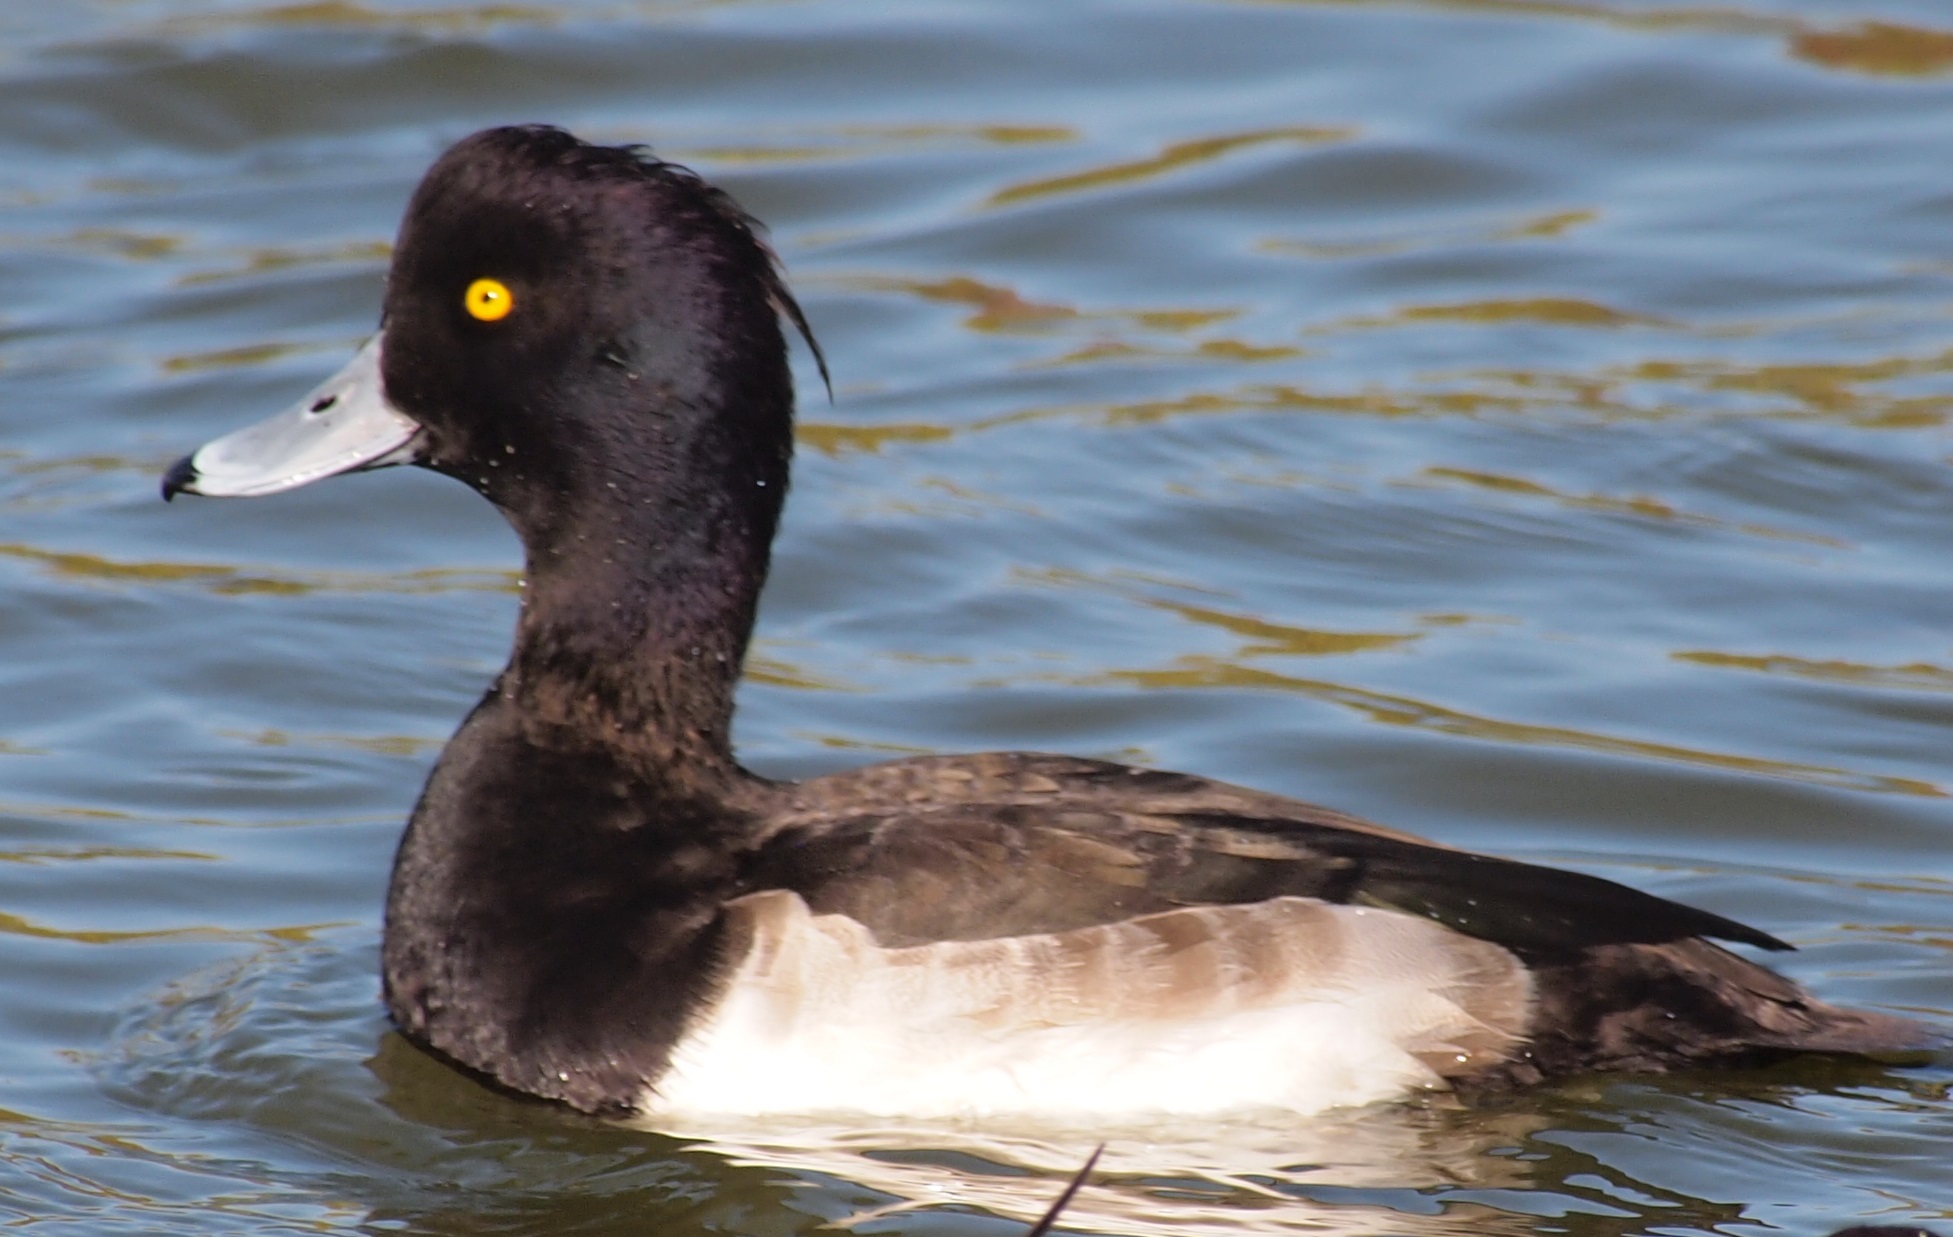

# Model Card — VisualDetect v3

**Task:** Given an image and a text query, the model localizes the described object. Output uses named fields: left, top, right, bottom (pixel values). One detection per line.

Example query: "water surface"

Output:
left=2, top=0, right=1951, bottom=1232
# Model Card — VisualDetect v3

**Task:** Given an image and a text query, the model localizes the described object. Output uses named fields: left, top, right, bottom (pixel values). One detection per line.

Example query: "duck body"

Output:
left=165, top=125, right=1935, bottom=1118
left=385, top=733, right=1916, bottom=1117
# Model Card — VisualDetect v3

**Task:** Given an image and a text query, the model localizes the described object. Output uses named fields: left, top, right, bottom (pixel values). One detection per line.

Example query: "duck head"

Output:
left=164, top=124, right=823, bottom=567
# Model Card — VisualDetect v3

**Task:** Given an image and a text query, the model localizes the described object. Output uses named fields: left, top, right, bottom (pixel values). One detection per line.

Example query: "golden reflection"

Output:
left=1149, top=597, right=1417, bottom=657
left=0, top=911, right=327, bottom=946
left=1132, top=309, right=1240, bottom=332
left=915, top=476, right=1043, bottom=517
left=1418, top=466, right=1845, bottom=546
left=160, top=341, right=334, bottom=375
left=671, top=123, right=1074, bottom=167
left=158, top=1, right=559, bottom=35
left=844, top=273, right=1236, bottom=335
left=177, top=239, right=391, bottom=288
left=1429, top=357, right=1939, bottom=428
left=1038, top=338, right=1304, bottom=368
left=0, top=797, right=401, bottom=831
left=745, top=652, right=858, bottom=693
left=1083, top=657, right=1942, bottom=798
left=1418, top=612, right=1518, bottom=629
left=797, top=420, right=953, bottom=457
left=1014, top=342, right=1953, bottom=433
left=225, top=728, right=441, bottom=758
left=1194, top=339, right=1301, bottom=361
left=1850, top=921, right=1953, bottom=953
left=686, top=144, right=889, bottom=166
left=1792, top=22, right=1953, bottom=77
left=988, top=370, right=1601, bottom=434
left=0, top=801, right=134, bottom=823
left=1253, top=0, right=1782, bottom=40
left=54, top=228, right=182, bottom=261
left=870, top=124, right=1072, bottom=146
left=1249, top=4, right=1953, bottom=84
left=1674, top=650, right=1953, bottom=693
left=1077, top=384, right=1436, bottom=425
left=1040, top=340, right=1149, bottom=365
left=1262, top=207, right=1598, bottom=259
left=874, top=476, right=1043, bottom=521
left=0, top=846, right=214, bottom=865
left=861, top=274, right=1075, bottom=332
left=800, top=733, right=939, bottom=755
left=1374, top=298, right=1665, bottom=329
left=1504, top=208, right=1599, bottom=238
left=1644, top=352, right=1953, bottom=427
left=10, top=452, right=151, bottom=478
left=1023, top=566, right=1418, bottom=657
left=986, top=127, right=1356, bottom=208
left=0, top=543, right=517, bottom=597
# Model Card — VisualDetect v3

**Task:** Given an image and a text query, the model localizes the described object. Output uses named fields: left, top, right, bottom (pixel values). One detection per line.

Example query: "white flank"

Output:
left=646, top=892, right=1532, bottom=1119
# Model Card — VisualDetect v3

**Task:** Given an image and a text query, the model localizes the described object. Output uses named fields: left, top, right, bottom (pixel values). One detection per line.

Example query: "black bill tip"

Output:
left=160, top=454, right=198, bottom=502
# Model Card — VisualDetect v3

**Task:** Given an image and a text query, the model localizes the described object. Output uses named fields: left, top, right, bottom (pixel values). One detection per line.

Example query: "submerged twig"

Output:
left=1024, top=1145, right=1104, bottom=1237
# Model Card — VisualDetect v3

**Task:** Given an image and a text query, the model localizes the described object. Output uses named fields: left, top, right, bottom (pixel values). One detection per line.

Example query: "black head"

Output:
left=162, top=125, right=826, bottom=759
left=380, top=125, right=822, bottom=553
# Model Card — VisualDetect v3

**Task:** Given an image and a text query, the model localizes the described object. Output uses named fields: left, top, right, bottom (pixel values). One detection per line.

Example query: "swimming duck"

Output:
left=162, top=125, right=1934, bottom=1118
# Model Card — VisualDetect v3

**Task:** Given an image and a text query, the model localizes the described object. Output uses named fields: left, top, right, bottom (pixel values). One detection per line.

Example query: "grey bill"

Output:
left=163, top=334, right=420, bottom=500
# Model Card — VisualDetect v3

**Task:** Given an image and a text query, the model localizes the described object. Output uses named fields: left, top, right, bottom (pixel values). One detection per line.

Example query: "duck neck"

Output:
left=499, top=463, right=783, bottom=790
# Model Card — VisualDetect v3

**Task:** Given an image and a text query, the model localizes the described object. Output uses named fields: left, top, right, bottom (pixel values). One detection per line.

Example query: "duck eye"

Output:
left=464, top=278, right=514, bottom=322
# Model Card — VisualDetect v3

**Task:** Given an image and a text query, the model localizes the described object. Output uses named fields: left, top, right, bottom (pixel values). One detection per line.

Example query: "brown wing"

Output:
left=732, top=752, right=1935, bottom=1077
left=742, top=751, right=1786, bottom=958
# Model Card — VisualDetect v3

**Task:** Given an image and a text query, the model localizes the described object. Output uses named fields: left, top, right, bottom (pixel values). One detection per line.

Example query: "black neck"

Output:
left=502, top=478, right=777, bottom=785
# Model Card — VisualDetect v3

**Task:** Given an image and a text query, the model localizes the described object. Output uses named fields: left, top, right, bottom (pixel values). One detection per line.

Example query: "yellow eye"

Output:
left=464, top=278, right=514, bottom=322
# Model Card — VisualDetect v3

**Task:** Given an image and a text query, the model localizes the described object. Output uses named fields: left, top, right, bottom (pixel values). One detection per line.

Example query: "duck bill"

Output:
left=162, top=334, right=422, bottom=500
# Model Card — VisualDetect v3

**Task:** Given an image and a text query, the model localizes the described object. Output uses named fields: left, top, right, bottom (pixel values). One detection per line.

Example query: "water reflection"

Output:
left=964, top=341, right=1953, bottom=433
left=176, top=240, right=391, bottom=288
left=1416, top=466, right=1844, bottom=546
left=1268, top=0, right=1953, bottom=78
left=1791, top=22, right=1953, bottom=78
left=1021, top=566, right=1419, bottom=656
left=798, top=420, right=956, bottom=456
left=986, top=127, right=1356, bottom=209
left=1380, top=298, right=1665, bottom=329
left=839, top=273, right=1238, bottom=335
left=671, top=122, right=1074, bottom=167
left=225, top=728, right=444, bottom=758
left=83, top=889, right=1944, bottom=1236
left=1075, top=659, right=1942, bottom=798
left=154, top=2, right=573, bottom=39
left=654, top=1108, right=1552, bottom=1237
left=1261, top=206, right=1598, bottom=259
left=0, top=544, right=516, bottom=597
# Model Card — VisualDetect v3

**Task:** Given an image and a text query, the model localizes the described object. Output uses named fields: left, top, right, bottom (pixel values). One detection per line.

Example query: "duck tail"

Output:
left=1483, top=938, right=1940, bottom=1085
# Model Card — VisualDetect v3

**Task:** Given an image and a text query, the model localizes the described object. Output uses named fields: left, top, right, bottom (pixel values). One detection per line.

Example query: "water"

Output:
left=2, top=0, right=1950, bottom=1232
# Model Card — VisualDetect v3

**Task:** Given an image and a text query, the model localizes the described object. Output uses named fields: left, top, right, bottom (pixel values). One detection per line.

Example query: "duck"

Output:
left=161, top=125, right=1936, bottom=1119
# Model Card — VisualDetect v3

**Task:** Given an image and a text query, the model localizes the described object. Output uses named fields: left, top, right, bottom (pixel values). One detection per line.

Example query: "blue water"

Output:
left=2, top=1, right=1950, bottom=1232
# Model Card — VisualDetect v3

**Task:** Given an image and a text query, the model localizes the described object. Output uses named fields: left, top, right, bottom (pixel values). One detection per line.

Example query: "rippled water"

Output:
left=3, top=0, right=1952, bottom=1232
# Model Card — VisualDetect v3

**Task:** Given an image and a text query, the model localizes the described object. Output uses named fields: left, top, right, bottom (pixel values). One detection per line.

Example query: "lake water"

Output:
left=2, top=0, right=1951, bottom=1232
